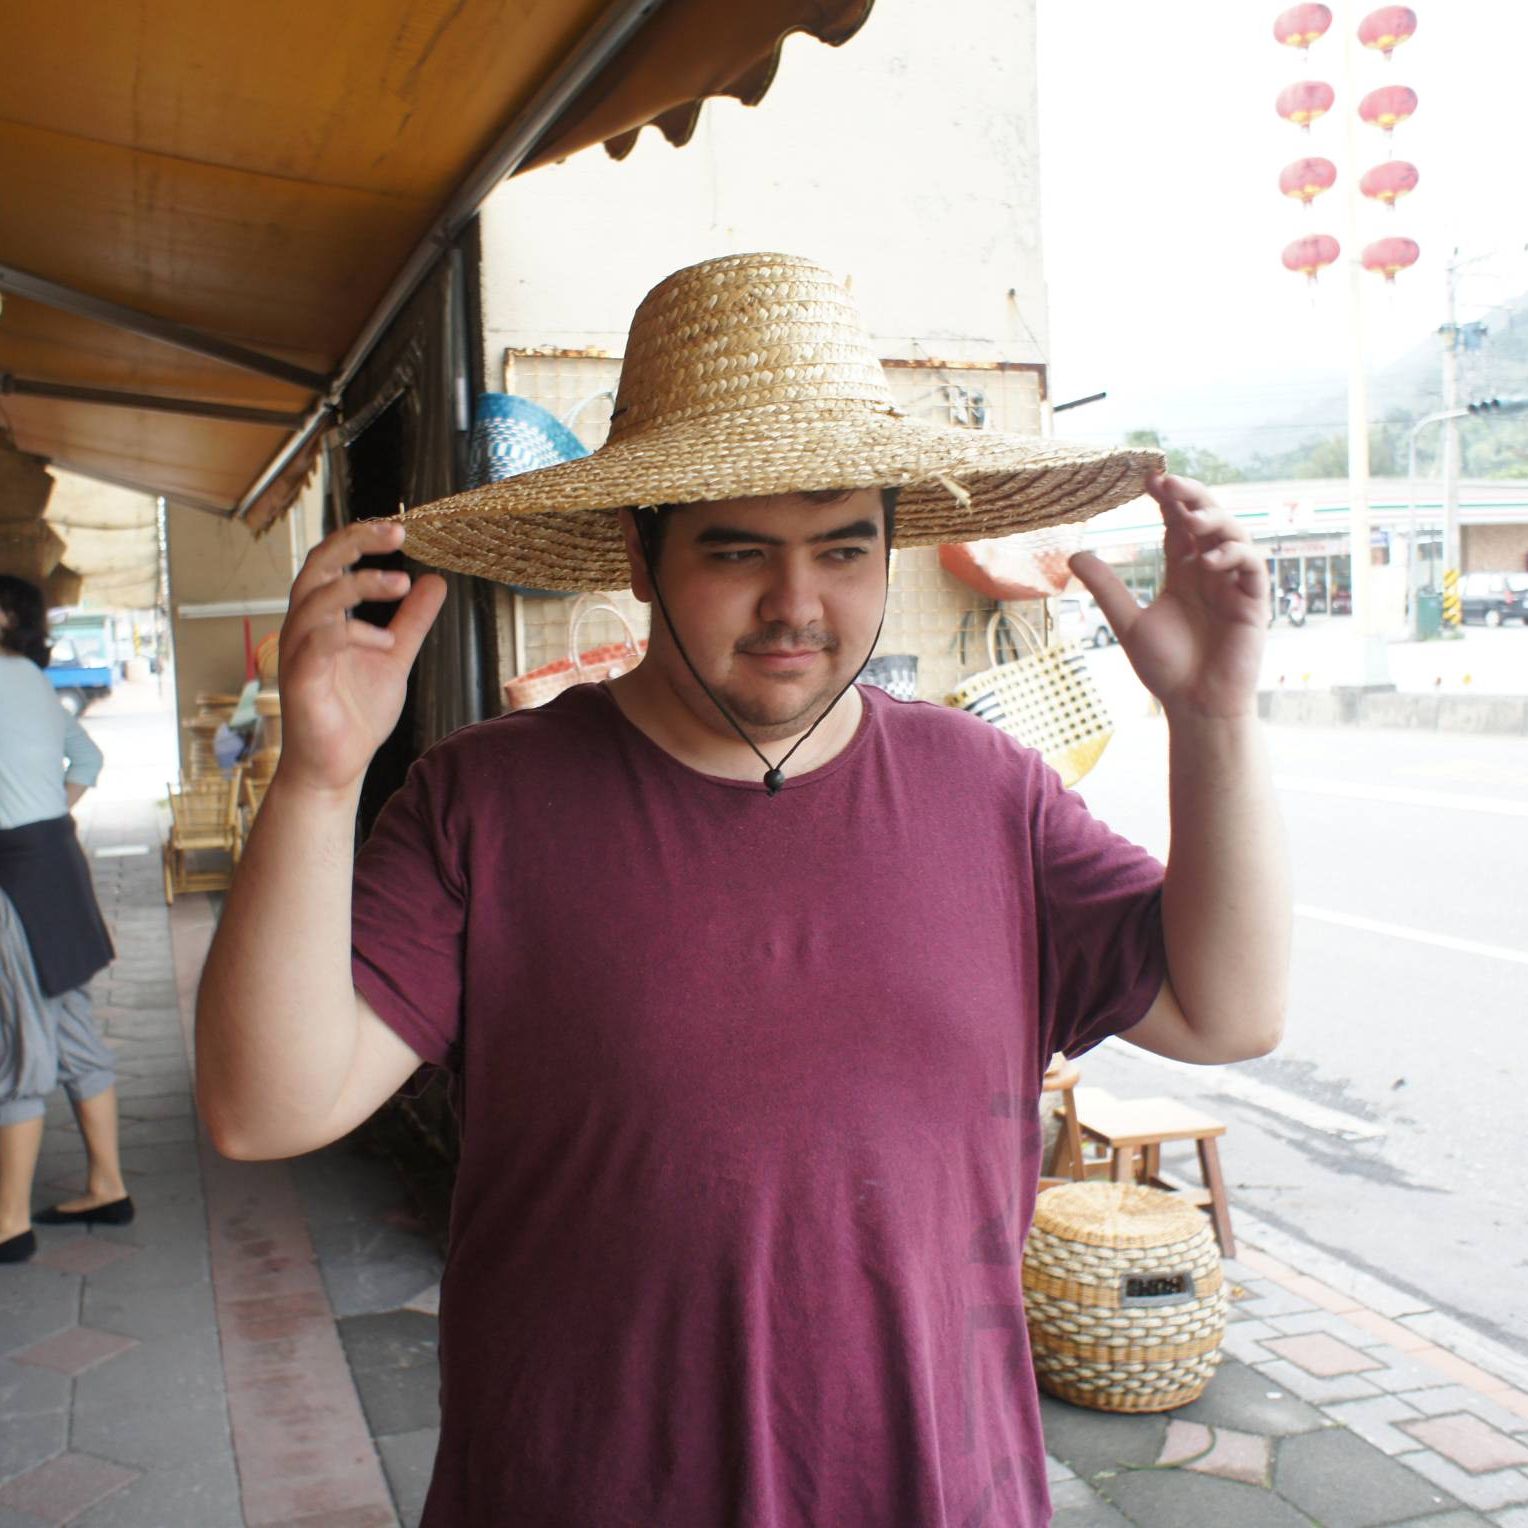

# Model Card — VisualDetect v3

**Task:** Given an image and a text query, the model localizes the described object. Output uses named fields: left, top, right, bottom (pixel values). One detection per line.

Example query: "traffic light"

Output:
left=1467, top=396, right=1528, bottom=416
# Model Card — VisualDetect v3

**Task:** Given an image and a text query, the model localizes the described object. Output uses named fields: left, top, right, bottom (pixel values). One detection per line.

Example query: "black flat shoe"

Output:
left=0, top=1229, right=37, bottom=1263
left=34, top=1196, right=135, bottom=1227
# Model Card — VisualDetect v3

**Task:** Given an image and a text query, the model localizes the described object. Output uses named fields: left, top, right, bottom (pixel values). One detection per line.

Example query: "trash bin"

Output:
left=1415, top=591, right=1442, bottom=639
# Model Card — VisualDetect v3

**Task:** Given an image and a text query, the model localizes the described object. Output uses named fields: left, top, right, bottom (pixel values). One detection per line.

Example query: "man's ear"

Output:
left=618, top=509, right=654, bottom=604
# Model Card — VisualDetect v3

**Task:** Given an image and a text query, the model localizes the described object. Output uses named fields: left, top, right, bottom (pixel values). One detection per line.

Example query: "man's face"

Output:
left=621, top=490, right=888, bottom=744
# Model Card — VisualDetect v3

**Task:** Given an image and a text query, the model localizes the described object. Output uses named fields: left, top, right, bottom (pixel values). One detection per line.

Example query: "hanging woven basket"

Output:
left=1023, top=1182, right=1227, bottom=1413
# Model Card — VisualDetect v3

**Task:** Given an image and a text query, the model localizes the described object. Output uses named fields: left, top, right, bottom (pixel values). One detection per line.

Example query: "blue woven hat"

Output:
left=465, top=394, right=589, bottom=594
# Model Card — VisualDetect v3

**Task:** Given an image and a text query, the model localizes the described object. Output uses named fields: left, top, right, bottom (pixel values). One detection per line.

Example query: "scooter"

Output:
left=1270, top=589, right=1307, bottom=628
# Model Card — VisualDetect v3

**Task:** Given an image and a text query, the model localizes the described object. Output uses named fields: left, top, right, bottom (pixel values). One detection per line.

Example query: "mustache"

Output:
left=734, top=626, right=837, bottom=655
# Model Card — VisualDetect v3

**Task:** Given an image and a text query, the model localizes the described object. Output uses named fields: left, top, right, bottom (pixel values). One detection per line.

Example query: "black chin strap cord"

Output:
left=635, top=503, right=895, bottom=797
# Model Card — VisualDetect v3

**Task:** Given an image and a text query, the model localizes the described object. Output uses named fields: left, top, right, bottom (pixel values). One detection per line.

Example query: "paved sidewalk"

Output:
left=3, top=792, right=1527, bottom=1524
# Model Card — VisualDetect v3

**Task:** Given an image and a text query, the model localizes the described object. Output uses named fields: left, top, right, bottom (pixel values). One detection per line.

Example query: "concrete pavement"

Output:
left=4, top=790, right=1528, bottom=1524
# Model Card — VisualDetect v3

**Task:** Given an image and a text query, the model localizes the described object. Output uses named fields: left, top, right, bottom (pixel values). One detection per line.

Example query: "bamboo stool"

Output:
left=1070, top=1088, right=1235, bottom=1256
left=1039, top=1054, right=1088, bottom=1190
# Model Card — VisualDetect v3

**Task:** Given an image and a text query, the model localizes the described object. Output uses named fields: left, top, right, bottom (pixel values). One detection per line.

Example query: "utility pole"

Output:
left=1440, top=251, right=1462, bottom=583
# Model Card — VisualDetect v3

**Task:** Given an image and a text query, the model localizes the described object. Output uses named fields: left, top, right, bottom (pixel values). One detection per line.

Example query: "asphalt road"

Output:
left=1072, top=710, right=1528, bottom=1359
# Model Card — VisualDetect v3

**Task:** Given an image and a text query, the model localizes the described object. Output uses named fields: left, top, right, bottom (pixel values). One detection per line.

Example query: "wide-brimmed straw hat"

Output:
left=395, top=252, right=1163, bottom=591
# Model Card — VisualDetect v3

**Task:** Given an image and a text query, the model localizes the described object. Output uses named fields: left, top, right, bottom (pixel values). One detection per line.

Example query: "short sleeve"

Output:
left=351, top=756, right=466, bottom=1068
left=62, top=715, right=104, bottom=787
left=1032, top=765, right=1166, bottom=1062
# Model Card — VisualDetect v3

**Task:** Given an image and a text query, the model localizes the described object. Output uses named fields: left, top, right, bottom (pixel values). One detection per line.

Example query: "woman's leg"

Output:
left=51, top=988, right=128, bottom=1211
left=0, top=1110, right=45, bottom=1241
left=55, top=1085, right=127, bottom=1210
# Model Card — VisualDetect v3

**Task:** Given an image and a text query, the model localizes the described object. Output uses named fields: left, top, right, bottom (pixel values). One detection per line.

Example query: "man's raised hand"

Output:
left=1068, top=474, right=1268, bottom=722
left=276, top=520, right=447, bottom=797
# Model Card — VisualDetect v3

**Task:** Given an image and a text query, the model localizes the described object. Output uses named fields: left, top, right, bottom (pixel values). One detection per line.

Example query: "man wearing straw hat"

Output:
left=198, top=253, right=1288, bottom=1526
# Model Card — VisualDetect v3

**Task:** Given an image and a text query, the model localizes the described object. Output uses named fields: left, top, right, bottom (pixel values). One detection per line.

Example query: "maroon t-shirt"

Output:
left=352, top=683, right=1165, bottom=1527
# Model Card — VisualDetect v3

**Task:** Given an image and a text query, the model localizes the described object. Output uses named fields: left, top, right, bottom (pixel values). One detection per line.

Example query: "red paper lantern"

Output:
left=1362, top=237, right=1420, bottom=282
left=1359, top=84, right=1418, bottom=132
left=1276, top=80, right=1337, bottom=129
left=1279, top=157, right=1338, bottom=206
left=1283, top=234, right=1341, bottom=283
left=1359, top=161, right=1420, bottom=207
left=1273, top=4, right=1333, bottom=49
left=1358, top=6, right=1417, bottom=58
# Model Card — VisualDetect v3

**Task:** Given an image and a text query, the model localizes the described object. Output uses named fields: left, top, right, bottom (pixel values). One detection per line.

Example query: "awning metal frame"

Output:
left=233, top=0, right=667, bottom=520
left=1, top=374, right=309, bottom=428
left=0, top=263, right=329, bottom=393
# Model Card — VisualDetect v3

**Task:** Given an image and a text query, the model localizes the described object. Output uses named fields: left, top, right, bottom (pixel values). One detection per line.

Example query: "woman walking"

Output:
left=0, top=575, right=130, bottom=1263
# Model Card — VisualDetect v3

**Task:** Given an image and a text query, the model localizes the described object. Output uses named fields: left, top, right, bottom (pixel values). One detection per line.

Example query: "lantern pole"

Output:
left=1340, top=0, right=1389, bottom=682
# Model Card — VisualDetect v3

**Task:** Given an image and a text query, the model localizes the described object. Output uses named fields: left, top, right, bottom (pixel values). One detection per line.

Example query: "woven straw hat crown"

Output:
left=607, top=254, right=898, bottom=440
left=397, top=251, right=1163, bottom=591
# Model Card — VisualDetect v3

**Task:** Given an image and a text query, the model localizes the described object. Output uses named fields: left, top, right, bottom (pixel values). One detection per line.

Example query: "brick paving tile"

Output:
left=31, top=1239, right=140, bottom=1277
left=1233, top=1246, right=1298, bottom=1281
left=1281, top=1273, right=1363, bottom=1315
left=1395, top=1448, right=1528, bottom=1514
left=1399, top=1413, right=1528, bottom=1474
left=1263, top=1331, right=1385, bottom=1378
left=1493, top=1390, right=1528, bottom=1423
left=1157, top=1419, right=1271, bottom=1486
left=13, top=1328, right=139, bottom=1377
left=0, top=1453, right=139, bottom=1522
left=1324, top=1393, right=1427, bottom=1456
left=1404, top=1384, right=1528, bottom=1438
left=1404, top=1346, right=1507, bottom=1392
left=1344, top=1306, right=1436, bottom=1352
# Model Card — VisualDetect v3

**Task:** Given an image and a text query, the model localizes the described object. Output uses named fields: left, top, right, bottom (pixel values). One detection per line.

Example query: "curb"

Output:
left=1259, top=688, right=1528, bottom=735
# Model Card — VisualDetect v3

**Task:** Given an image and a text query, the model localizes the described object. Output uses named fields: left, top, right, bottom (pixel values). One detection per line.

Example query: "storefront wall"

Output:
left=166, top=475, right=323, bottom=773
left=477, top=0, right=1053, bottom=703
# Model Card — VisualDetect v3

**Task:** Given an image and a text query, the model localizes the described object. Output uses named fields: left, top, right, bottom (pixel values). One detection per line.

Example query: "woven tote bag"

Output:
left=502, top=595, right=647, bottom=712
left=946, top=610, right=1113, bottom=788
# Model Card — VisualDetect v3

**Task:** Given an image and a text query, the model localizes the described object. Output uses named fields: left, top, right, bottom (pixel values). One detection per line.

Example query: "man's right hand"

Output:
left=276, top=520, right=447, bottom=797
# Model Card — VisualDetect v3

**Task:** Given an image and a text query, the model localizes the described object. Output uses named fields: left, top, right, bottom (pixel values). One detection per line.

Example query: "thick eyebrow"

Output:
left=692, top=519, right=881, bottom=547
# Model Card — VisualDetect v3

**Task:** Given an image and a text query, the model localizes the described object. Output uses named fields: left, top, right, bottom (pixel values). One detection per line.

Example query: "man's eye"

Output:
left=710, top=549, right=763, bottom=564
left=826, top=546, right=869, bottom=562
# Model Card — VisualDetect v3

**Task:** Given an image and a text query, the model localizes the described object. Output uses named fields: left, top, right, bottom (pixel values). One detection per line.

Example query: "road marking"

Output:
left=93, top=845, right=151, bottom=859
left=1295, top=904, right=1528, bottom=967
left=1104, top=1040, right=1385, bottom=1141
left=1275, top=774, right=1528, bottom=819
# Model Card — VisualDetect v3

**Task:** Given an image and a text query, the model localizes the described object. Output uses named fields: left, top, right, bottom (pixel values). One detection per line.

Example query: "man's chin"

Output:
left=724, top=682, right=851, bottom=739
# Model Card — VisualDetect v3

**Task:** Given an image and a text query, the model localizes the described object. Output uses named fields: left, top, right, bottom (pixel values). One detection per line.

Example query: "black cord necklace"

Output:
left=635, top=508, right=892, bottom=796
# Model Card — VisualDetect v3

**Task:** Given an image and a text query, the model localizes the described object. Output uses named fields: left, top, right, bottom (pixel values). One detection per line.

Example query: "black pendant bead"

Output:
left=763, top=767, right=786, bottom=796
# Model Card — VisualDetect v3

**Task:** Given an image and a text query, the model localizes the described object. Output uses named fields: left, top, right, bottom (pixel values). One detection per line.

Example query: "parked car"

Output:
left=1459, top=572, right=1528, bottom=626
left=1054, top=595, right=1118, bottom=648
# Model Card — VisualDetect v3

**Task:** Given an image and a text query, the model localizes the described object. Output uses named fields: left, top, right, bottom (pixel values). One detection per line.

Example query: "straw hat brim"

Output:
left=396, top=402, right=1165, bottom=592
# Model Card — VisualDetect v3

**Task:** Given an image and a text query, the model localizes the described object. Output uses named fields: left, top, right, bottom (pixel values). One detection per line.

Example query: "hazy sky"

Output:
left=1036, top=0, right=1528, bottom=454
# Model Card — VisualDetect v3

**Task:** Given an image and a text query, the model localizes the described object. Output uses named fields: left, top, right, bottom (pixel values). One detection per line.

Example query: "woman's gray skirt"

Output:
left=0, top=888, right=115, bottom=1125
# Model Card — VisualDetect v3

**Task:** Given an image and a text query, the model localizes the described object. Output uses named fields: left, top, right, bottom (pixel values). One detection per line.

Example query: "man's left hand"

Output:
left=1068, top=474, right=1267, bottom=721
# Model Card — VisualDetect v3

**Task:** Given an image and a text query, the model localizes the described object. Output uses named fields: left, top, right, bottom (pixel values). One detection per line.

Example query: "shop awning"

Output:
left=0, top=0, right=873, bottom=535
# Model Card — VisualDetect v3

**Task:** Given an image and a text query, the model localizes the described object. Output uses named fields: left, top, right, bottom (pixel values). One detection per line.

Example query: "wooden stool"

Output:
left=1039, top=1055, right=1088, bottom=1190
left=1070, top=1087, right=1236, bottom=1256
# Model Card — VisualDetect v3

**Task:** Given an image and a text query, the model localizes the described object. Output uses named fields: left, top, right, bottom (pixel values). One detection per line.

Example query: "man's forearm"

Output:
left=194, top=773, right=363, bottom=1154
left=1161, top=711, right=1290, bottom=1056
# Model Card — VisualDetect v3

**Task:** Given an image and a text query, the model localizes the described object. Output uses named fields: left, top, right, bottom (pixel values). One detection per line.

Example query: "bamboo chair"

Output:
left=163, top=768, right=243, bottom=904
left=239, top=766, right=272, bottom=839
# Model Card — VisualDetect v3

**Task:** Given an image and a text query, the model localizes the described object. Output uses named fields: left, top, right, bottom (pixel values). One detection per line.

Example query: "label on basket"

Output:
left=1119, top=1270, right=1197, bottom=1307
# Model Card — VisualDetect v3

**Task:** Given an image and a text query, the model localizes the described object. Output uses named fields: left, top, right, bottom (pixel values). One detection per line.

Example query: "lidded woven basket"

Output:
left=1023, top=1182, right=1227, bottom=1413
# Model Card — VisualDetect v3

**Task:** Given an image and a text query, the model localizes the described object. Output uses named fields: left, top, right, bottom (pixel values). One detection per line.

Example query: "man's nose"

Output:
left=757, top=556, right=825, bottom=631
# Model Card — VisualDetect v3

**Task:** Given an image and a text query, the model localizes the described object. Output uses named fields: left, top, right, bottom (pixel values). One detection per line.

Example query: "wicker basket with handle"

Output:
left=1023, top=1182, right=1226, bottom=1413
left=945, top=610, right=1112, bottom=788
left=503, top=594, right=647, bottom=713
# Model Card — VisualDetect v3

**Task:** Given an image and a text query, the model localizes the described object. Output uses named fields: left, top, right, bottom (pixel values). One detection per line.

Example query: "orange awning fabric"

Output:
left=0, top=0, right=874, bottom=533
